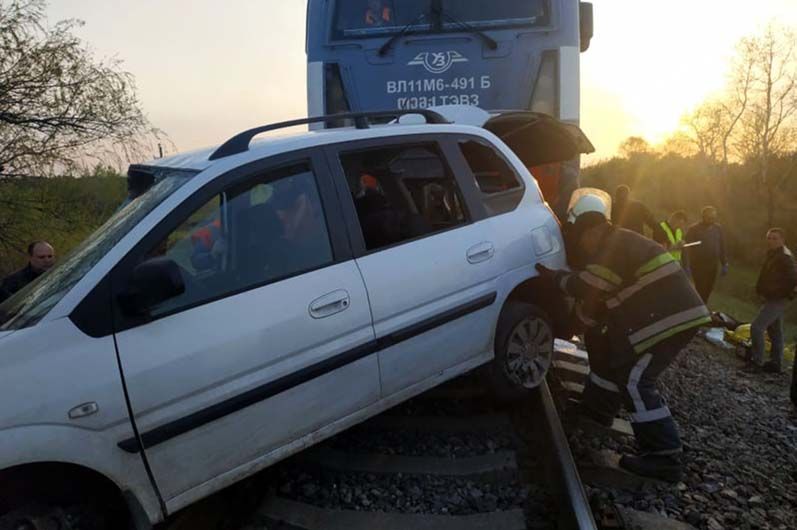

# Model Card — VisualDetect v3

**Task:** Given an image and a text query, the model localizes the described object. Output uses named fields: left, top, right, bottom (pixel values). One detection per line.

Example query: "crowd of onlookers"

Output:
left=611, top=185, right=797, bottom=408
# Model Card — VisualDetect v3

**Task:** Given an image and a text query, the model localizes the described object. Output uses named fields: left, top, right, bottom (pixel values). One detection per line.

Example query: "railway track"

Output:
left=165, top=341, right=693, bottom=530
left=212, top=340, right=599, bottom=530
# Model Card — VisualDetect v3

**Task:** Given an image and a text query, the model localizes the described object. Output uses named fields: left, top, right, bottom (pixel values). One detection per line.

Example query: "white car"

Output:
left=0, top=107, right=593, bottom=529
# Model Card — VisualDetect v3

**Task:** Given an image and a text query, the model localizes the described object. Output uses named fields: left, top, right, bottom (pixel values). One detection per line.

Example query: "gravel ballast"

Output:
left=273, top=467, right=531, bottom=515
left=577, top=338, right=797, bottom=530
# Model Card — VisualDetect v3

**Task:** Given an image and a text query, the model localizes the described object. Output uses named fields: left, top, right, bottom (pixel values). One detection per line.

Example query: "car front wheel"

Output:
left=0, top=502, right=107, bottom=530
left=488, top=301, right=554, bottom=401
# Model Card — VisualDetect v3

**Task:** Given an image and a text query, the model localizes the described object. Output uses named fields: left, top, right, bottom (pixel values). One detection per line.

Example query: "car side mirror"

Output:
left=119, top=257, right=185, bottom=316
left=579, top=2, right=593, bottom=53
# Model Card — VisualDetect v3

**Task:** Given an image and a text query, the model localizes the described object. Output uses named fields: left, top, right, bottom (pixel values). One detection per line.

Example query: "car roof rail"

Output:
left=208, top=109, right=450, bottom=161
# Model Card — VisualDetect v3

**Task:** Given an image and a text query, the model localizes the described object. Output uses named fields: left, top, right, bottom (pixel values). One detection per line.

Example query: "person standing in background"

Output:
left=0, top=241, right=56, bottom=303
left=611, top=185, right=666, bottom=241
left=748, top=228, right=796, bottom=373
left=684, top=206, right=728, bottom=305
left=657, top=211, right=688, bottom=263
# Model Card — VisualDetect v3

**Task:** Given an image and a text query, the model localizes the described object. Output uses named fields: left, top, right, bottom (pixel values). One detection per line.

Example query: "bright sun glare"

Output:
left=581, top=0, right=797, bottom=160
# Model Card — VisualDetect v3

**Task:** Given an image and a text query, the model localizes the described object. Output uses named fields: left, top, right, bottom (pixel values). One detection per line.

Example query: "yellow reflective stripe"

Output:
left=585, top=264, right=622, bottom=286
left=632, top=315, right=712, bottom=353
left=635, top=253, right=675, bottom=278
left=578, top=271, right=615, bottom=292
left=606, top=261, right=682, bottom=309
left=629, top=306, right=710, bottom=344
left=660, top=222, right=676, bottom=245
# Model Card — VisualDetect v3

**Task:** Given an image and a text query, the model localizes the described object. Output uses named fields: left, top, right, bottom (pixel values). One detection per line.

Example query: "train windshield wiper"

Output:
left=434, top=6, right=499, bottom=50
left=378, top=13, right=429, bottom=57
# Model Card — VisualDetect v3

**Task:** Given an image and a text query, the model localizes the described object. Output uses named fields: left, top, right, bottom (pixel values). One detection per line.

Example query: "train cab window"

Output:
left=339, top=143, right=468, bottom=251
left=333, top=0, right=427, bottom=39
left=459, top=139, right=524, bottom=216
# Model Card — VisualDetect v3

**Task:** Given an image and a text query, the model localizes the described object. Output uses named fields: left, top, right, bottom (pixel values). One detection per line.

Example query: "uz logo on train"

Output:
left=385, top=50, right=493, bottom=109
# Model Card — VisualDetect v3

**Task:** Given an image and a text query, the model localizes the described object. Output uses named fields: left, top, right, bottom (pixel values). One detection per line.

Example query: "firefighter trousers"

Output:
left=582, top=327, right=697, bottom=455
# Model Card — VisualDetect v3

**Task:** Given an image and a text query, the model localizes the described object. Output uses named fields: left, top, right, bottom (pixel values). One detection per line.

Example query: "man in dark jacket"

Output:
left=750, top=228, right=796, bottom=373
left=0, top=241, right=56, bottom=303
left=684, top=206, right=728, bottom=304
left=611, top=185, right=665, bottom=241
left=537, top=212, right=710, bottom=482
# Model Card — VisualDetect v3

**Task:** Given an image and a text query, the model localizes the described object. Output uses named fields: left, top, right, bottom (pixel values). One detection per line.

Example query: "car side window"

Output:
left=458, top=139, right=524, bottom=216
left=143, top=162, right=333, bottom=317
left=339, top=143, right=468, bottom=251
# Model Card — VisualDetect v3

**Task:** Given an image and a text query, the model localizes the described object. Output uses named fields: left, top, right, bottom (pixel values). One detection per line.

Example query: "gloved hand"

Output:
left=535, top=263, right=558, bottom=282
left=721, top=263, right=729, bottom=276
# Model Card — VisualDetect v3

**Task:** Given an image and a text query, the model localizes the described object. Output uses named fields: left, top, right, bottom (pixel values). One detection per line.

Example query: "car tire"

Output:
left=0, top=502, right=109, bottom=530
left=487, top=301, right=554, bottom=402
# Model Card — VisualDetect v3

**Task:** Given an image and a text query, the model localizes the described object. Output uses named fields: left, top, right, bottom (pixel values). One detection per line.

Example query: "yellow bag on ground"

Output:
left=725, top=324, right=771, bottom=352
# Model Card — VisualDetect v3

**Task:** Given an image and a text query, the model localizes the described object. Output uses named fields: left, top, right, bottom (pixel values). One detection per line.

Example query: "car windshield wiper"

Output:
left=378, top=13, right=429, bottom=56
left=433, top=5, right=498, bottom=50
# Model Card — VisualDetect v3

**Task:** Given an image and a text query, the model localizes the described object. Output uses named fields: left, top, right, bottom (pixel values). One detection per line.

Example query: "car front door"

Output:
left=110, top=151, right=379, bottom=510
left=327, top=136, right=501, bottom=397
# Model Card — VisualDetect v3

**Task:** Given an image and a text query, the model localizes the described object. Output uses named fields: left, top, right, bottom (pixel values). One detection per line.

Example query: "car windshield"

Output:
left=0, top=168, right=197, bottom=331
left=333, top=0, right=549, bottom=39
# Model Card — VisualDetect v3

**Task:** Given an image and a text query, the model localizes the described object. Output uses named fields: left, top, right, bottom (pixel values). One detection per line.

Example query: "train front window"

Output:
left=441, top=0, right=549, bottom=28
left=333, top=0, right=429, bottom=39
left=332, top=0, right=549, bottom=39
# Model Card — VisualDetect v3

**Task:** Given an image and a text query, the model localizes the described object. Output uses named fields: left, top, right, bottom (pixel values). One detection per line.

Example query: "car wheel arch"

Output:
left=504, top=276, right=572, bottom=339
left=0, top=461, right=149, bottom=529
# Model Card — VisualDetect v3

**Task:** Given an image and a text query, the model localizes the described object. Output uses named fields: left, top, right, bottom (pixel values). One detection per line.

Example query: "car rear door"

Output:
left=325, top=135, right=502, bottom=397
left=110, top=150, right=379, bottom=510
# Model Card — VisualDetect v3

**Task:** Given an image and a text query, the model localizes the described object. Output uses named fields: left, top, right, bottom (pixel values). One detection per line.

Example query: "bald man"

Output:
left=0, top=241, right=56, bottom=303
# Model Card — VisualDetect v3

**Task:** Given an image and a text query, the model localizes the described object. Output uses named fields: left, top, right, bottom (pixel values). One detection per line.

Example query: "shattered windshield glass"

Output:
left=0, top=168, right=196, bottom=330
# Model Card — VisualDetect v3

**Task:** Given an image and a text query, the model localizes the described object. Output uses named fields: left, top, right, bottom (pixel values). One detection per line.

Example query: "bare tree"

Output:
left=0, top=0, right=164, bottom=178
left=618, top=136, right=653, bottom=159
left=733, top=23, right=797, bottom=227
left=682, top=51, right=752, bottom=174
left=658, top=131, right=698, bottom=158
left=683, top=100, right=725, bottom=164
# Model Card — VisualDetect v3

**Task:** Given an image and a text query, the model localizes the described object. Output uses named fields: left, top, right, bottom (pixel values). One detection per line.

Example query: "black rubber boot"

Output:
left=619, top=454, right=684, bottom=483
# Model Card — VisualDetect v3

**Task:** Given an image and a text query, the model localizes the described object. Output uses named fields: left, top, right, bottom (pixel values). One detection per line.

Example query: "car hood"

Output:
left=427, top=105, right=595, bottom=167
left=0, top=330, right=15, bottom=342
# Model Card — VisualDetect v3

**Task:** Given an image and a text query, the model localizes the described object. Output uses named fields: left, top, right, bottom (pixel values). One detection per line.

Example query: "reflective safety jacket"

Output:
left=659, top=221, right=684, bottom=262
left=556, top=227, right=710, bottom=354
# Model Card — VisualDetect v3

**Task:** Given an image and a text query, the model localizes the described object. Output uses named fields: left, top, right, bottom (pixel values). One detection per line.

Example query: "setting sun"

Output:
left=582, top=0, right=797, bottom=159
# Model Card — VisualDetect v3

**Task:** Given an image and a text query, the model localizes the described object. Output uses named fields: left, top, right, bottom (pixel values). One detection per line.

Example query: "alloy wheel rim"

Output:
left=504, top=316, right=553, bottom=389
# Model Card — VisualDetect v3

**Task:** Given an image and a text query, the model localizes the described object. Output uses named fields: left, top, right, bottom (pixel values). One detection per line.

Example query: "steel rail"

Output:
left=533, top=380, right=598, bottom=530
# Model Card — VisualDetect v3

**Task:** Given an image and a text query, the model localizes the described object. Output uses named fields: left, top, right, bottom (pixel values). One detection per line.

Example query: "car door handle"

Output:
left=309, top=290, right=351, bottom=319
left=467, top=242, right=495, bottom=264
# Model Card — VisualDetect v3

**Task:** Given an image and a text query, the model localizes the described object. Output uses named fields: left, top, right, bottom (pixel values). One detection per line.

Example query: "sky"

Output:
left=46, top=0, right=797, bottom=162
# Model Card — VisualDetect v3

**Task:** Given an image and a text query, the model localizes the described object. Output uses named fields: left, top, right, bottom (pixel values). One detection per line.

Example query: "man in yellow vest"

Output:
left=658, top=211, right=688, bottom=263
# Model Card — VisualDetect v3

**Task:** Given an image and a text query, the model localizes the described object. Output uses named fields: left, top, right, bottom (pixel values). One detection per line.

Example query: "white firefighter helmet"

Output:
left=567, top=188, right=612, bottom=224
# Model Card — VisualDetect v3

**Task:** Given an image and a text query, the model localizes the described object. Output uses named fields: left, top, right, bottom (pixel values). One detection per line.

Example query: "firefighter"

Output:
left=537, top=211, right=710, bottom=482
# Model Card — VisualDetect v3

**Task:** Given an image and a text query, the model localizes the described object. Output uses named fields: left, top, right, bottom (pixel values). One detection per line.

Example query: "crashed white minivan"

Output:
left=0, top=107, right=593, bottom=529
